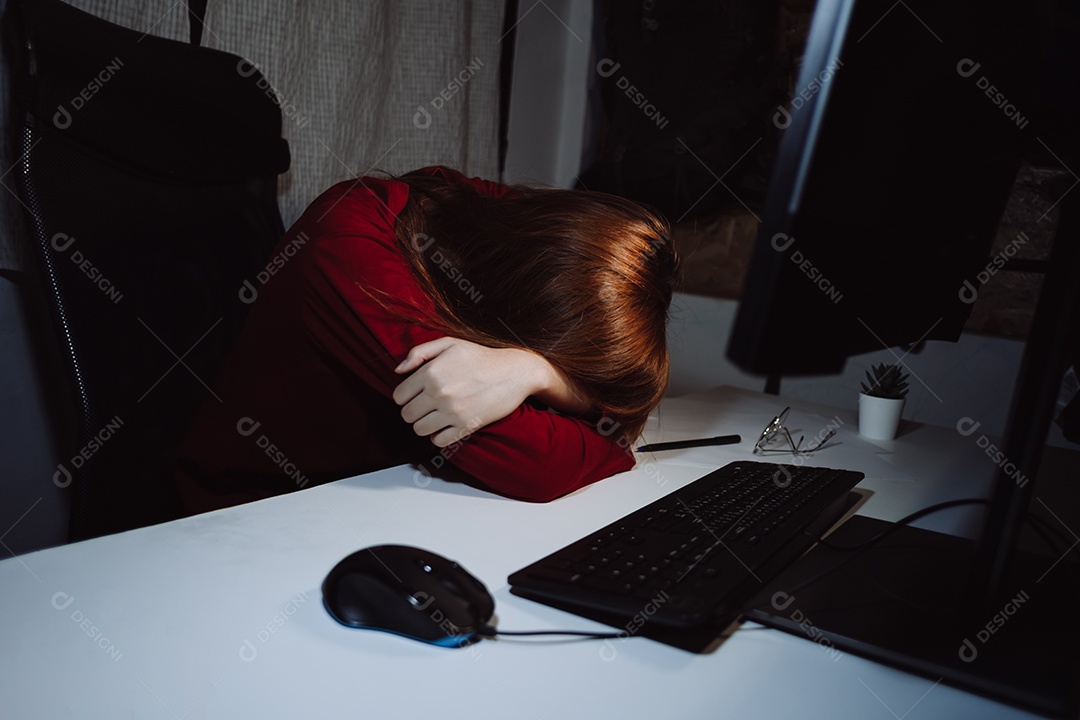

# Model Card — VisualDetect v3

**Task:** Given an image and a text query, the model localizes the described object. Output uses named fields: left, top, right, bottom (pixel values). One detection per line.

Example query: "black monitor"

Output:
left=727, top=0, right=1080, bottom=716
left=728, top=0, right=1040, bottom=376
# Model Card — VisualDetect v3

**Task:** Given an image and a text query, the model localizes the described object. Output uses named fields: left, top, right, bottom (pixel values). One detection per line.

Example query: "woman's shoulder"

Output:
left=301, top=175, right=411, bottom=233
left=290, top=165, right=511, bottom=246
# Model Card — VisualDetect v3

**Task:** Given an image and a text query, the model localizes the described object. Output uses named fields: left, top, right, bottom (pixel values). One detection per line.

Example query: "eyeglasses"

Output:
left=753, top=407, right=836, bottom=456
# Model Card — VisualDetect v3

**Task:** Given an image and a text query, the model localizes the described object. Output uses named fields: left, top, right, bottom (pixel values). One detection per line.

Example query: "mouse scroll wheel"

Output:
left=416, top=558, right=435, bottom=573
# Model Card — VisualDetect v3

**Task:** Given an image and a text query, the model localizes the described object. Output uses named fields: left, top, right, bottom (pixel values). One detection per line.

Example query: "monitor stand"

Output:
left=745, top=514, right=1080, bottom=718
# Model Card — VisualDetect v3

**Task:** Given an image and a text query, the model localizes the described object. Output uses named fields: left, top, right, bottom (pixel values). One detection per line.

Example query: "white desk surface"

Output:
left=0, top=386, right=1041, bottom=719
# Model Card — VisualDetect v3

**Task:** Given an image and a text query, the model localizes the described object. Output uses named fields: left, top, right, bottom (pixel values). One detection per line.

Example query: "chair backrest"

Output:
left=9, top=0, right=290, bottom=539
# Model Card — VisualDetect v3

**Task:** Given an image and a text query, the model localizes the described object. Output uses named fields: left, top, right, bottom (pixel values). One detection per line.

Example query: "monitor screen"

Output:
left=727, top=0, right=1040, bottom=376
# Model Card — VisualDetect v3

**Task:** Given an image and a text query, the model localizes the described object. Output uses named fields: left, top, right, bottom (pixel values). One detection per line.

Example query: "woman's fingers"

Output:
left=394, top=336, right=455, bottom=374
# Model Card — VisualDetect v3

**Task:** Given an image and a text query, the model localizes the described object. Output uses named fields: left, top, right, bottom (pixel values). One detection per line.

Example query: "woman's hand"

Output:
left=392, top=337, right=591, bottom=447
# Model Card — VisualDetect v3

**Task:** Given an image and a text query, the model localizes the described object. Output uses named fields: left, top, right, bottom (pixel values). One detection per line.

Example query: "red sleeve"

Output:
left=298, top=174, right=635, bottom=502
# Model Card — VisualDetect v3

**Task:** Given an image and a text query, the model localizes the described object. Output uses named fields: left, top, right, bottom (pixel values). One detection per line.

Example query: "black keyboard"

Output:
left=508, top=460, right=863, bottom=628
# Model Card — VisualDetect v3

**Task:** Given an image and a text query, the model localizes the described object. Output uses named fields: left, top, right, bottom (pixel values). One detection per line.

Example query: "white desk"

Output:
left=0, top=386, right=1044, bottom=719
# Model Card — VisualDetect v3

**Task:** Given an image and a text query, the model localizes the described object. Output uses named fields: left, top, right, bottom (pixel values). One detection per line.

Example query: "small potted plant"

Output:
left=858, top=362, right=909, bottom=440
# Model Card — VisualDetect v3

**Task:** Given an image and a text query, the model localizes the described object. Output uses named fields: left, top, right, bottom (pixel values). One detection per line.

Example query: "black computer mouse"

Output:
left=322, top=544, right=495, bottom=647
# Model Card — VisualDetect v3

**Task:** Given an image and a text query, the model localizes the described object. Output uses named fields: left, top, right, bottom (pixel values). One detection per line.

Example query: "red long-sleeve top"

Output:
left=176, top=167, right=635, bottom=512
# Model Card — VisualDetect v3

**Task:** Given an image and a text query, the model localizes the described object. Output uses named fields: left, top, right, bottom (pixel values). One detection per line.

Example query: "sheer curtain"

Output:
left=0, top=0, right=505, bottom=270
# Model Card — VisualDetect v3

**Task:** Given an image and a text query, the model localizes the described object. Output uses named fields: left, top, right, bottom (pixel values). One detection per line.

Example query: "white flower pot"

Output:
left=858, top=393, right=905, bottom=440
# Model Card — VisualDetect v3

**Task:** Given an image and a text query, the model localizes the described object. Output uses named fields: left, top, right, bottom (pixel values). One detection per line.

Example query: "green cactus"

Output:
left=860, top=362, right=910, bottom=399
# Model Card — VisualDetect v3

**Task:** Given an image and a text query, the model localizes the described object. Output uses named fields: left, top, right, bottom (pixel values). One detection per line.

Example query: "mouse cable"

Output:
left=477, top=626, right=623, bottom=641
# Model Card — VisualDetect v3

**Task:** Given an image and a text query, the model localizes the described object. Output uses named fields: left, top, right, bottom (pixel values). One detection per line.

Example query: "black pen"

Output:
left=636, top=434, right=741, bottom=452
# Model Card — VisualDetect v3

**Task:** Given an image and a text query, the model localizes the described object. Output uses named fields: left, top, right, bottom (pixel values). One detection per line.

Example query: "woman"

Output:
left=175, top=167, right=676, bottom=511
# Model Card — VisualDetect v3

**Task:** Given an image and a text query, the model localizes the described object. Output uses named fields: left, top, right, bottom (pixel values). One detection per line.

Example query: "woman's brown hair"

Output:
left=393, top=171, right=678, bottom=443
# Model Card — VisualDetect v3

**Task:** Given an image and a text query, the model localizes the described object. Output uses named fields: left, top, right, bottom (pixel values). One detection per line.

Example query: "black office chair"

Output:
left=8, top=0, right=290, bottom=539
